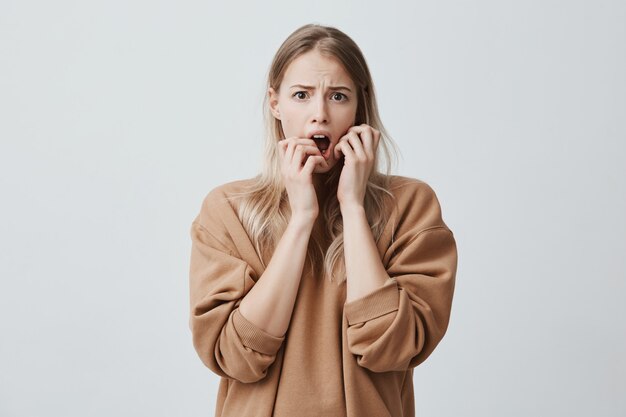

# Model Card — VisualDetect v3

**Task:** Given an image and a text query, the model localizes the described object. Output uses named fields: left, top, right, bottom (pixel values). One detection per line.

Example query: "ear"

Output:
left=268, top=87, right=281, bottom=120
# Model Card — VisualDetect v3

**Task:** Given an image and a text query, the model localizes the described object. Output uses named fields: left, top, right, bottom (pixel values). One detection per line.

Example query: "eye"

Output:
left=332, top=92, right=347, bottom=101
left=292, top=91, right=308, bottom=100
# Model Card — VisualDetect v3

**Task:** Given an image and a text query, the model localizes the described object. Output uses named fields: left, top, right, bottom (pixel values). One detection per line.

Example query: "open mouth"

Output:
left=310, top=134, right=331, bottom=159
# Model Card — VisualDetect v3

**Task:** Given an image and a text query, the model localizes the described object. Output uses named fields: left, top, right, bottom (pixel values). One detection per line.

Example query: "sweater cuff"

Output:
left=232, top=308, right=285, bottom=355
left=344, top=278, right=399, bottom=325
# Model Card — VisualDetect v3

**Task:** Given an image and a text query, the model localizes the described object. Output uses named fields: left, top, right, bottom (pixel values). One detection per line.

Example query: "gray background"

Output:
left=1, top=0, right=624, bottom=416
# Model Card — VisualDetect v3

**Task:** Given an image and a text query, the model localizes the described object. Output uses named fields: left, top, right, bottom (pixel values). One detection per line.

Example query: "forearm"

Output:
left=341, top=204, right=390, bottom=303
left=238, top=215, right=314, bottom=338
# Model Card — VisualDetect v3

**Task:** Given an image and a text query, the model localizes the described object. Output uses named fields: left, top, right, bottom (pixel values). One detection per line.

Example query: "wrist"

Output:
left=289, top=212, right=317, bottom=229
left=340, top=202, right=365, bottom=216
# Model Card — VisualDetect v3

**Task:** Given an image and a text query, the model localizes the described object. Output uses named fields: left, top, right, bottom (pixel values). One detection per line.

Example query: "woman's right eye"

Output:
left=293, top=91, right=308, bottom=100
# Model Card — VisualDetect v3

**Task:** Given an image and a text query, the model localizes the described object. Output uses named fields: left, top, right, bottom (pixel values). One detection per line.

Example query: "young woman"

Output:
left=188, top=23, right=458, bottom=417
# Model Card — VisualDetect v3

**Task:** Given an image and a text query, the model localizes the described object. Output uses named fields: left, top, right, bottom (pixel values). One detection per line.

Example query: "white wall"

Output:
left=1, top=0, right=624, bottom=416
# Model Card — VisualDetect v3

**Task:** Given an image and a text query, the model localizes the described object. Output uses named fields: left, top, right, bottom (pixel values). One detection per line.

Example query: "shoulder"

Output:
left=194, top=177, right=257, bottom=228
left=386, top=175, right=451, bottom=232
left=388, top=174, right=440, bottom=208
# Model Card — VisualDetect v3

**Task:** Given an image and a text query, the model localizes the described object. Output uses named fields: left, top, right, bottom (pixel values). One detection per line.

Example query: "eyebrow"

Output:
left=289, top=84, right=352, bottom=92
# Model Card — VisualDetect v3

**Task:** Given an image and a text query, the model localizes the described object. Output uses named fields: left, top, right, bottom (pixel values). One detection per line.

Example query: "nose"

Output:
left=311, top=93, right=328, bottom=124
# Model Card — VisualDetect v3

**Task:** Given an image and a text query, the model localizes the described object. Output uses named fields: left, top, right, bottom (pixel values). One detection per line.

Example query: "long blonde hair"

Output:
left=226, top=23, right=401, bottom=284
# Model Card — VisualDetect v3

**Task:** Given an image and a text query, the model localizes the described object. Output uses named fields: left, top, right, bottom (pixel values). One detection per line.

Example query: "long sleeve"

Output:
left=343, top=181, right=458, bottom=373
left=188, top=192, right=285, bottom=383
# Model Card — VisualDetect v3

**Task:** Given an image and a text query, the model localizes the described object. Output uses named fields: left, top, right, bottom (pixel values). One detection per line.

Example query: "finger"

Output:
left=360, top=128, right=377, bottom=159
left=339, top=139, right=356, bottom=162
left=301, top=155, right=327, bottom=175
left=334, top=140, right=348, bottom=160
left=367, top=127, right=380, bottom=150
left=287, top=137, right=318, bottom=147
left=285, top=140, right=299, bottom=163
left=283, top=138, right=317, bottom=160
left=349, top=126, right=377, bottom=159
left=335, top=126, right=362, bottom=160
left=294, top=144, right=322, bottom=160
left=373, top=129, right=381, bottom=147
left=347, top=124, right=376, bottom=140
left=293, top=144, right=322, bottom=167
left=345, top=131, right=368, bottom=161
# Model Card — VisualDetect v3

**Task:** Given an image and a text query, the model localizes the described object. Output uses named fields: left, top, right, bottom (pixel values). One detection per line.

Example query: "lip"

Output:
left=307, top=130, right=332, bottom=142
left=307, top=130, right=332, bottom=160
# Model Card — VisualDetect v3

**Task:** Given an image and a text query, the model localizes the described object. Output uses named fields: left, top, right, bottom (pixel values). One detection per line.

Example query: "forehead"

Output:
left=282, top=50, right=354, bottom=87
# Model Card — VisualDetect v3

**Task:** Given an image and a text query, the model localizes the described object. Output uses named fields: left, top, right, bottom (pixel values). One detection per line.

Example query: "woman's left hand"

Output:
left=334, top=123, right=380, bottom=210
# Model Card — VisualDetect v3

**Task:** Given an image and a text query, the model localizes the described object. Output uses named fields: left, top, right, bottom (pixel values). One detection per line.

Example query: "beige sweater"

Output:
left=188, top=175, right=458, bottom=417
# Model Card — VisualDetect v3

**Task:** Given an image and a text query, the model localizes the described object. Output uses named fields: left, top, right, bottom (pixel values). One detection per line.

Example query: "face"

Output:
left=268, top=49, right=358, bottom=173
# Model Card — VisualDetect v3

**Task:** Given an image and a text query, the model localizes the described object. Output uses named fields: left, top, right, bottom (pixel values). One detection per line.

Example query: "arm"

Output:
left=342, top=204, right=392, bottom=303
left=188, top=191, right=314, bottom=383
left=238, top=215, right=314, bottom=338
left=341, top=182, right=458, bottom=373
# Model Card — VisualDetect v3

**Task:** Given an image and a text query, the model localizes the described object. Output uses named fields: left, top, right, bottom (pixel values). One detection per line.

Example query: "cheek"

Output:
left=338, top=105, right=358, bottom=124
left=278, top=105, right=302, bottom=125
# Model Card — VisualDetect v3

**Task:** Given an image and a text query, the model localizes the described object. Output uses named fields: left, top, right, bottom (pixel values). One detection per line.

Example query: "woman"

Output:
left=188, top=23, right=458, bottom=417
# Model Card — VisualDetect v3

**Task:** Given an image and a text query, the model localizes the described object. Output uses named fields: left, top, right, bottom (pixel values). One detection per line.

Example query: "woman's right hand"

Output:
left=277, top=137, right=329, bottom=223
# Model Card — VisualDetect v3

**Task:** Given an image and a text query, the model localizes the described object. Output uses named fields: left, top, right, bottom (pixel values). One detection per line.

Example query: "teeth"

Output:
left=312, top=134, right=327, bottom=139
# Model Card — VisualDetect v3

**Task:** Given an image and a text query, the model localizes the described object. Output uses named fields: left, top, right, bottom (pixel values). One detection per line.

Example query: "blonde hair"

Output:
left=226, top=23, right=401, bottom=284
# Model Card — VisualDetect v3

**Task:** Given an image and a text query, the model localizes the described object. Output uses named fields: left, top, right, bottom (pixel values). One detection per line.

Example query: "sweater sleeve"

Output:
left=188, top=203, right=285, bottom=383
left=344, top=182, right=458, bottom=373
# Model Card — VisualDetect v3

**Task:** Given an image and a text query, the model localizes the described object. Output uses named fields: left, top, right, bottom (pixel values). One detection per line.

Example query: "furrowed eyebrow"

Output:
left=289, top=84, right=352, bottom=92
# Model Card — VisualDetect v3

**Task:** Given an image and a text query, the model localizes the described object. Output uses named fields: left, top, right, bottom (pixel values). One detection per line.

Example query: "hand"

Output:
left=277, top=137, right=329, bottom=223
left=333, top=124, right=380, bottom=209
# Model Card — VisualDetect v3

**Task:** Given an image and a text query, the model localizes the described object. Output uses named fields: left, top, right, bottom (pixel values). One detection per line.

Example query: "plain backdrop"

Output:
left=1, top=1, right=624, bottom=416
